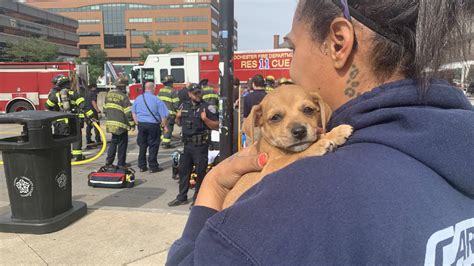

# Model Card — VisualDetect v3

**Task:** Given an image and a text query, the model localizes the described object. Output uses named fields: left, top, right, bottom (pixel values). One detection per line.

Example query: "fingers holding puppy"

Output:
left=195, top=144, right=268, bottom=211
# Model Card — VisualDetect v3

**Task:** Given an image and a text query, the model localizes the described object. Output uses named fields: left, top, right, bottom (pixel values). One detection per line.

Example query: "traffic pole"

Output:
left=218, top=0, right=235, bottom=160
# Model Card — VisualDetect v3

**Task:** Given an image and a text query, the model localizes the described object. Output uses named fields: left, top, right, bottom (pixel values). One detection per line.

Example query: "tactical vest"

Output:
left=180, top=101, right=209, bottom=137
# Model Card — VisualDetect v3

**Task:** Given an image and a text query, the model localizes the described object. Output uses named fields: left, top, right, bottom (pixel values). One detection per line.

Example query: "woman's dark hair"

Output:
left=297, top=0, right=468, bottom=93
left=252, top=74, right=266, bottom=88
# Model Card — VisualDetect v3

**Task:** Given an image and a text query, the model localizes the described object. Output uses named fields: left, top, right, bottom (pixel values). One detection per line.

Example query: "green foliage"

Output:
left=3, top=37, right=58, bottom=62
left=86, top=47, right=107, bottom=85
left=139, top=35, right=173, bottom=61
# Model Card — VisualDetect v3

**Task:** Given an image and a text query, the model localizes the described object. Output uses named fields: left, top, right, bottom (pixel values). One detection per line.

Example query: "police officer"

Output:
left=265, top=75, right=276, bottom=93
left=104, top=78, right=135, bottom=168
left=168, top=83, right=219, bottom=207
left=158, top=75, right=179, bottom=149
left=199, top=79, right=219, bottom=107
left=45, top=75, right=94, bottom=161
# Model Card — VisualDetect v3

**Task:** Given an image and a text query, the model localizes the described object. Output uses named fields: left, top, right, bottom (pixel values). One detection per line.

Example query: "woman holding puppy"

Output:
left=168, top=0, right=473, bottom=264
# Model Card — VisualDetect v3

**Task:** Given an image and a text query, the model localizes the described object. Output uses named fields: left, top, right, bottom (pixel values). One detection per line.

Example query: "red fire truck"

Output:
left=0, top=62, right=80, bottom=113
left=129, top=49, right=293, bottom=100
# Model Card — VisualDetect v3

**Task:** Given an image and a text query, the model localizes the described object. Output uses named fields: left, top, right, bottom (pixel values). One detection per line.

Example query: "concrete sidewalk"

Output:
left=0, top=207, right=189, bottom=265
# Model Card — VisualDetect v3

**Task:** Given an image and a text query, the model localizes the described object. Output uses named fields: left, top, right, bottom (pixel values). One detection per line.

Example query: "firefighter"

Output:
left=45, top=75, right=95, bottom=161
left=199, top=79, right=219, bottom=107
left=104, top=78, right=135, bottom=168
left=168, top=83, right=219, bottom=208
left=158, top=75, right=179, bottom=149
left=265, top=75, right=276, bottom=93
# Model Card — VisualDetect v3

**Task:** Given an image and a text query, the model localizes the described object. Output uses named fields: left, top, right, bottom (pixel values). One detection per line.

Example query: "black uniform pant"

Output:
left=161, top=116, right=175, bottom=145
left=86, top=112, right=100, bottom=144
left=177, top=143, right=209, bottom=202
left=54, top=119, right=84, bottom=158
left=137, top=123, right=161, bottom=170
left=106, top=131, right=128, bottom=166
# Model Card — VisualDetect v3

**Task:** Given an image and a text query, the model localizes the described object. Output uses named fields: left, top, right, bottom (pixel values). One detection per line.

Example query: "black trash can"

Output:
left=0, top=111, right=87, bottom=234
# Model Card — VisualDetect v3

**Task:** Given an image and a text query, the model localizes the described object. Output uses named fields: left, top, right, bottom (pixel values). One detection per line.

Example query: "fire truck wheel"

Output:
left=8, top=101, right=34, bottom=113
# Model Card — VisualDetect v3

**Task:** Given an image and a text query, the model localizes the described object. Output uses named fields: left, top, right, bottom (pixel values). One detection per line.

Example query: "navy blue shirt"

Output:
left=132, top=91, right=169, bottom=124
left=243, top=89, right=267, bottom=118
left=167, top=80, right=474, bottom=265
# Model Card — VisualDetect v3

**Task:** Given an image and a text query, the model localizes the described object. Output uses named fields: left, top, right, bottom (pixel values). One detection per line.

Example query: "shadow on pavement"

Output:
left=91, top=187, right=167, bottom=208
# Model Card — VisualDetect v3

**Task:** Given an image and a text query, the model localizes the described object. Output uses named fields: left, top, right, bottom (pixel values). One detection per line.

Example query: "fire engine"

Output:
left=129, top=49, right=293, bottom=100
left=0, top=62, right=85, bottom=113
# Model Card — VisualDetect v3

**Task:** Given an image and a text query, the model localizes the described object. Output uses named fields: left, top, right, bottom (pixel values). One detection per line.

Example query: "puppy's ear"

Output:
left=310, top=92, right=332, bottom=131
left=243, top=104, right=263, bottom=144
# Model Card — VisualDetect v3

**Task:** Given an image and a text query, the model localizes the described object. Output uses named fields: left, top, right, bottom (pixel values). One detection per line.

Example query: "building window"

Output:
left=183, top=29, right=208, bottom=35
left=78, top=19, right=100, bottom=24
left=157, top=30, right=180, bottom=36
left=78, top=32, right=101, bottom=37
left=184, top=43, right=208, bottom=49
left=212, top=18, right=218, bottom=26
left=131, top=31, right=152, bottom=36
left=128, top=18, right=153, bottom=23
left=103, top=4, right=127, bottom=49
left=156, top=17, right=179, bottom=23
left=166, top=43, right=181, bottom=48
left=171, top=58, right=184, bottom=66
left=79, top=44, right=101, bottom=49
left=183, top=16, right=208, bottom=22
left=47, top=3, right=213, bottom=13
left=131, top=43, right=145, bottom=48
left=211, top=31, right=218, bottom=38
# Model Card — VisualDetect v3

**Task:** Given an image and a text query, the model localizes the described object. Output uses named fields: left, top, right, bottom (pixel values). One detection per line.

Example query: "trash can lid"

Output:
left=0, top=111, right=76, bottom=129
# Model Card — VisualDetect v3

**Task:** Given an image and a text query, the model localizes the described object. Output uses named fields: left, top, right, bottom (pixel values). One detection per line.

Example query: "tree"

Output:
left=3, top=37, right=58, bottom=62
left=87, top=47, right=107, bottom=85
left=139, top=35, right=173, bottom=61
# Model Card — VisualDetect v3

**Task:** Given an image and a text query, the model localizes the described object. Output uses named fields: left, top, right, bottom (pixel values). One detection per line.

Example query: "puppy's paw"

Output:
left=325, top=125, right=353, bottom=146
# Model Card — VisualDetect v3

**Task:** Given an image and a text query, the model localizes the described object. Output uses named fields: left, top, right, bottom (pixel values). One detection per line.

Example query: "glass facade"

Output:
left=131, top=30, right=152, bottom=36
left=128, top=18, right=153, bottom=23
left=78, top=19, right=100, bottom=24
left=78, top=32, right=101, bottom=36
left=103, top=4, right=126, bottom=48
left=184, top=43, right=208, bottom=48
left=46, top=3, right=211, bottom=13
left=156, top=17, right=180, bottom=23
left=157, top=30, right=180, bottom=36
left=183, top=16, right=208, bottom=22
left=183, top=29, right=208, bottom=35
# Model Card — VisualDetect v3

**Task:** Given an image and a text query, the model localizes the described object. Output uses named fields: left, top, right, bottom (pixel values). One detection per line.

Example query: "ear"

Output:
left=310, top=92, right=332, bottom=130
left=328, top=17, right=356, bottom=69
left=243, top=104, right=262, bottom=143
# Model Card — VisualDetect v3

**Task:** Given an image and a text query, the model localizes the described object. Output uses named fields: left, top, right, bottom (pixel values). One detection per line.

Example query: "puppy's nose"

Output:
left=291, top=126, right=307, bottom=140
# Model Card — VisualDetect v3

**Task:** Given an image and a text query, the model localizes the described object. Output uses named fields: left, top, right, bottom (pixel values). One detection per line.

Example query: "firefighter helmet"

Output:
left=55, top=76, right=71, bottom=88
left=199, top=79, right=209, bottom=87
left=188, top=83, right=202, bottom=94
left=114, top=77, right=129, bottom=88
left=163, top=75, right=175, bottom=84
left=52, top=74, right=65, bottom=85
left=266, top=75, right=275, bottom=81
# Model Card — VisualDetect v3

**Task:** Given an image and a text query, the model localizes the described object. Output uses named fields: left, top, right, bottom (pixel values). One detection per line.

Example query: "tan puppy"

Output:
left=223, top=85, right=353, bottom=209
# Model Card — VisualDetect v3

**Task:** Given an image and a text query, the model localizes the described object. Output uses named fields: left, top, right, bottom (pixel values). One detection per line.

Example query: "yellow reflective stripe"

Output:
left=129, top=121, right=136, bottom=126
left=75, top=97, right=85, bottom=105
left=79, top=113, right=85, bottom=118
left=86, top=110, right=94, bottom=117
left=160, top=88, right=171, bottom=93
left=203, top=94, right=219, bottom=100
left=161, top=138, right=171, bottom=143
left=105, top=103, right=124, bottom=112
left=68, top=91, right=75, bottom=95
left=71, top=100, right=76, bottom=105
left=106, top=121, right=129, bottom=129
left=56, top=118, right=69, bottom=123
left=159, top=96, right=173, bottom=103
left=168, top=111, right=177, bottom=115
left=46, top=99, right=56, bottom=107
left=72, top=150, right=82, bottom=155
left=171, top=98, right=180, bottom=103
left=124, top=107, right=131, bottom=113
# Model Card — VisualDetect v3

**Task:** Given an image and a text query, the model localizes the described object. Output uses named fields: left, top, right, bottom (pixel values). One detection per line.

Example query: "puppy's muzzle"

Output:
left=291, top=125, right=307, bottom=140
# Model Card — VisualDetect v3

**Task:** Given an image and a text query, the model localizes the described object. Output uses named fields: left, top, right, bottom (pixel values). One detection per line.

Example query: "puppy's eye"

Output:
left=303, top=107, right=315, bottom=115
left=270, top=114, right=282, bottom=123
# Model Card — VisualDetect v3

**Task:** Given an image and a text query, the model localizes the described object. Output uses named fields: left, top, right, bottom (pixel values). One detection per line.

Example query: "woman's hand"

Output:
left=195, top=144, right=268, bottom=211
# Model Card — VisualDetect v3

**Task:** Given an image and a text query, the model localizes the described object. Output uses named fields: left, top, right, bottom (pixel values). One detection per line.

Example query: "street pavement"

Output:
left=0, top=122, right=191, bottom=265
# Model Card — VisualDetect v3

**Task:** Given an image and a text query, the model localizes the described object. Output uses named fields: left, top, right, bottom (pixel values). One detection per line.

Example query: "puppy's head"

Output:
left=244, top=85, right=332, bottom=153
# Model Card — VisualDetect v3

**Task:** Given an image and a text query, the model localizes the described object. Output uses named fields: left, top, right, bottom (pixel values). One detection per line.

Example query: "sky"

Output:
left=235, top=0, right=298, bottom=51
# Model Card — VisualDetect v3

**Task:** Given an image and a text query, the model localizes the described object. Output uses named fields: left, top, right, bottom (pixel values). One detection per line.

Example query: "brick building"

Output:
left=0, top=0, right=79, bottom=60
left=25, top=0, right=238, bottom=62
